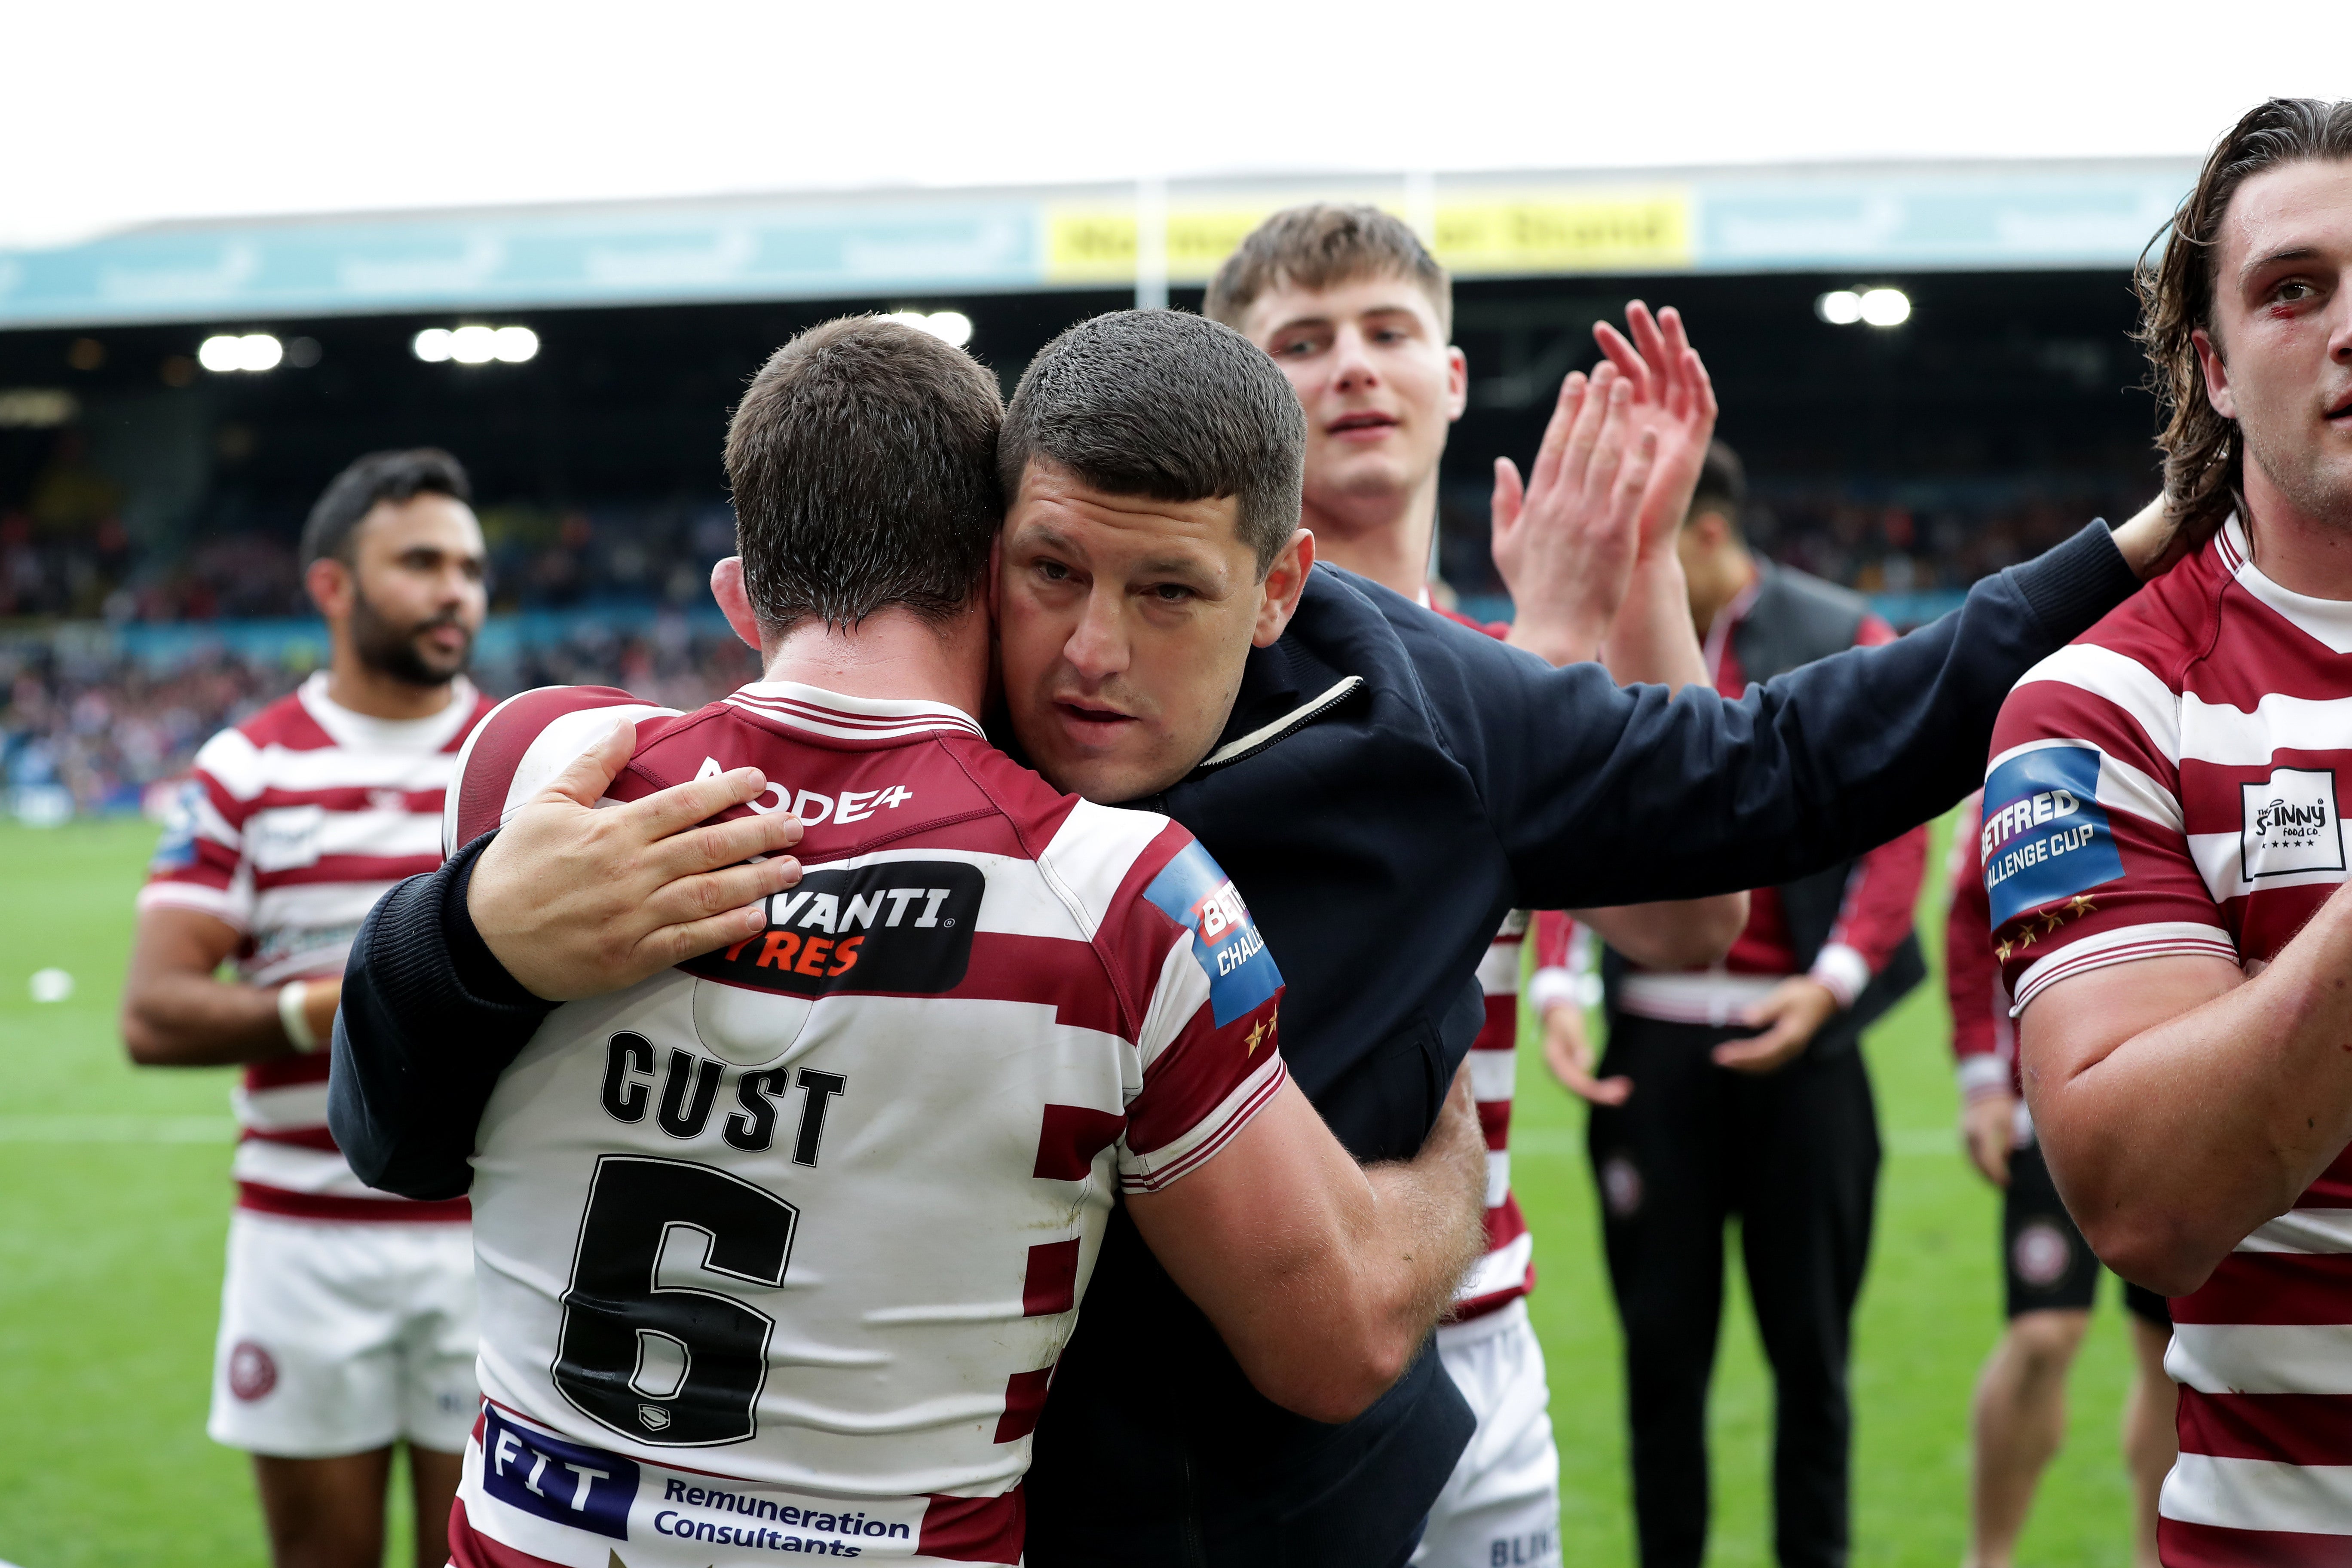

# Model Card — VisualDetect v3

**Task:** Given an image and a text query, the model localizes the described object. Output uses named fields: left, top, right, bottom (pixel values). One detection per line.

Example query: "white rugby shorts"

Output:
left=207, top=1208, right=478, bottom=1457
left=1416, top=1298, right=1561, bottom=1568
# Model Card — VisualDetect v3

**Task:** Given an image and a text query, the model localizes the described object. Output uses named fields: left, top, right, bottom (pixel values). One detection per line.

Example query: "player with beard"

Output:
left=1982, top=98, right=2352, bottom=1562
left=122, top=449, right=493, bottom=1568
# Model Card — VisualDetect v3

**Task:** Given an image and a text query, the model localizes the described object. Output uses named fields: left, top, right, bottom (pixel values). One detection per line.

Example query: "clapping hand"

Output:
left=1491, top=364, right=1658, bottom=665
left=1591, top=302, right=1719, bottom=568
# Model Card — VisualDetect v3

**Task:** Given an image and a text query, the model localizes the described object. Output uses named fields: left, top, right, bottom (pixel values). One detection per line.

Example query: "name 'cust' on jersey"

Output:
left=439, top=681, right=1288, bottom=1568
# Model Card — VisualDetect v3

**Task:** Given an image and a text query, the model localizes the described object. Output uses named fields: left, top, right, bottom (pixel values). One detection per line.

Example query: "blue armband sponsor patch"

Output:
left=1981, top=744, right=2124, bottom=930
left=1142, top=840, right=1282, bottom=1028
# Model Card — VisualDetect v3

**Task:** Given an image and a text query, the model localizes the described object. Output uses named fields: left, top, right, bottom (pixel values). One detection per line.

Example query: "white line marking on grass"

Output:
left=0, top=1115, right=236, bottom=1143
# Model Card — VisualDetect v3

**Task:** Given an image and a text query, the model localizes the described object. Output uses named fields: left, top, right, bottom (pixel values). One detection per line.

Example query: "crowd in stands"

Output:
left=0, top=625, right=760, bottom=820
left=1, top=466, right=2144, bottom=822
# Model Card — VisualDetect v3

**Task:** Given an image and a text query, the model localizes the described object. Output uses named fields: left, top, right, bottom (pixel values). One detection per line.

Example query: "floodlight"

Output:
left=490, top=326, right=539, bottom=363
left=1815, top=291, right=1862, bottom=326
left=413, top=328, right=454, bottom=362
left=449, top=325, right=499, bottom=364
left=198, top=333, right=283, bottom=372
left=1859, top=288, right=1911, bottom=327
left=882, top=309, right=975, bottom=348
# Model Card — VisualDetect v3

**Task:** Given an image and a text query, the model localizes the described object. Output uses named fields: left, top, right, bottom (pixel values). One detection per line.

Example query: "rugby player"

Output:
left=1202, top=204, right=1745, bottom=1568
left=337, top=308, right=2197, bottom=1567
left=370, top=318, right=1491, bottom=1568
left=1944, top=790, right=2174, bottom=1568
left=1981, top=97, right=2352, bottom=1564
left=121, top=449, right=491, bottom=1568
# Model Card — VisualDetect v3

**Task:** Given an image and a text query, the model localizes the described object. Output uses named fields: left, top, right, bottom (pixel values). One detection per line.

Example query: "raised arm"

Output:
left=1127, top=1065, right=1489, bottom=1423
left=1589, top=302, right=1716, bottom=693
left=1459, top=499, right=2181, bottom=913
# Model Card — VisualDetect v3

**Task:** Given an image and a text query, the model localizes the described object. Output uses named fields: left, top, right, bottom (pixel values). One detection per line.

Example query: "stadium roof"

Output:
left=0, top=159, right=2200, bottom=331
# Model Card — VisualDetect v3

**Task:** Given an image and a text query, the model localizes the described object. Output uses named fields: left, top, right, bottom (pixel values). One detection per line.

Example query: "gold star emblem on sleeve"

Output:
left=1245, top=1018, right=1266, bottom=1055
left=2040, top=909, right=2068, bottom=936
left=2014, top=928, right=2036, bottom=951
left=1994, top=938, right=2014, bottom=962
left=2067, top=894, right=2097, bottom=916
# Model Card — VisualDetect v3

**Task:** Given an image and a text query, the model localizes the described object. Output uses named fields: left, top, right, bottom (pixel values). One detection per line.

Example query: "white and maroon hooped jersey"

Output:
left=137, top=673, right=489, bottom=1223
left=1446, top=912, right=1537, bottom=1322
left=443, top=682, right=1287, bottom=1568
left=1985, top=515, right=2352, bottom=1562
left=1423, top=602, right=1538, bottom=1323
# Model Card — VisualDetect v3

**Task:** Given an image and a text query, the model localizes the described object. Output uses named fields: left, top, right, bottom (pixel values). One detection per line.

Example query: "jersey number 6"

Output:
left=552, top=1155, right=798, bottom=1446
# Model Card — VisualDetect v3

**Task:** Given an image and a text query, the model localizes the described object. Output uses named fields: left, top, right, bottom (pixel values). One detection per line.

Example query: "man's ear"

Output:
left=709, top=557, right=767, bottom=654
left=1253, top=530, right=1316, bottom=648
left=304, top=556, right=352, bottom=621
left=2192, top=327, right=2237, bottom=420
left=1444, top=344, right=1469, bottom=423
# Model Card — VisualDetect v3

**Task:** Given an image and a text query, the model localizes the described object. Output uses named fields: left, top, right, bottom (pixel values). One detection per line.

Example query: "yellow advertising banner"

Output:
left=1043, top=189, right=1691, bottom=285
left=1434, top=191, right=1690, bottom=275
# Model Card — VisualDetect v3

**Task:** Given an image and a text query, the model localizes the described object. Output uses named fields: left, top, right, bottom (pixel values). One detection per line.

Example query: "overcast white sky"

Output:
left=4, top=0, right=2346, bottom=248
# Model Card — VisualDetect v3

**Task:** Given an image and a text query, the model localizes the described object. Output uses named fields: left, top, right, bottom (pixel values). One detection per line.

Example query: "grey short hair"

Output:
left=999, top=310, right=1305, bottom=577
left=726, top=316, right=1005, bottom=630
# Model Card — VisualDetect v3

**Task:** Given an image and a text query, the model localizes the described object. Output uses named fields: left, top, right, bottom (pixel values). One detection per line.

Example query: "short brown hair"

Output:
left=2136, top=97, right=2352, bottom=538
left=725, top=317, right=1004, bottom=631
left=1204, top=204, right=1452, bottom=337
left=1000, top=310, right=1304, bottom=577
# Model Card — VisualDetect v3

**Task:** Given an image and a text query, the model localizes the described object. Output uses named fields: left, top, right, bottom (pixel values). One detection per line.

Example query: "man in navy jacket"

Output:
left=332, top=310, right=2187, bottom=1568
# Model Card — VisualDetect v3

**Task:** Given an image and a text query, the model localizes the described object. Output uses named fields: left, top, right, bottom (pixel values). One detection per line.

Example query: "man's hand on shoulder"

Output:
left=469, top=718, right=807, bottom=1000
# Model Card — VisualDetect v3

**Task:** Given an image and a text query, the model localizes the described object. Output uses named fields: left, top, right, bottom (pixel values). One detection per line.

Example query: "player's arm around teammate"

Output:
left=121, top=450, right=492, bottom=1568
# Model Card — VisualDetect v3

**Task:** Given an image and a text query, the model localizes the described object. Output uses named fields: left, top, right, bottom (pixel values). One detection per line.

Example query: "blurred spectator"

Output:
left=1, top=623, right=758, bottom=820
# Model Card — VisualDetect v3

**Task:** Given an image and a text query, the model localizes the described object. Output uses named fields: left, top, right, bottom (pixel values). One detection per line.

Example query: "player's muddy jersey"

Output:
left=137, top=673, right=487, bottom=1222
left=444, top=682, right=1287, bottom=1568
left=1984, top=515, right=2352, bottom=1560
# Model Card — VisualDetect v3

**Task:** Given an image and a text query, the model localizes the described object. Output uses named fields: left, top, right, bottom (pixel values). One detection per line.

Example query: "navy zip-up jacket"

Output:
left=330, top=519, right=2139, bottom=1568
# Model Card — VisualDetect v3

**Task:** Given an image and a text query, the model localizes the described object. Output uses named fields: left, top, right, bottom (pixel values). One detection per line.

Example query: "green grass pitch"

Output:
left=0, top=813, right=2147, bottom=1566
